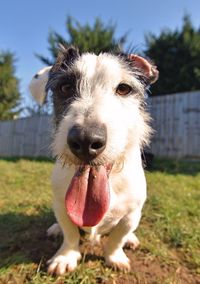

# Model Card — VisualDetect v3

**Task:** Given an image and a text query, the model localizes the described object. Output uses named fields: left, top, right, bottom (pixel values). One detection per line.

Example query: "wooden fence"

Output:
left=0, top=115, right=52, bottom=157
left=149, top=90, right=200, bottom=158
left=0, top=90, right=200, bottom=158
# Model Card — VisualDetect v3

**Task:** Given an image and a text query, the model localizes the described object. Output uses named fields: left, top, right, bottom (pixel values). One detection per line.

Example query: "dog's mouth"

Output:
left=65, top=164, right=112, bottom=227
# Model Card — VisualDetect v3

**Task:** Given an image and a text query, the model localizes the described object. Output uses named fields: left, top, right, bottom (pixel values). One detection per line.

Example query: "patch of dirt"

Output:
left=1, top=223, right=200, bottom=284
left=79, top=236, right=200, bottom=284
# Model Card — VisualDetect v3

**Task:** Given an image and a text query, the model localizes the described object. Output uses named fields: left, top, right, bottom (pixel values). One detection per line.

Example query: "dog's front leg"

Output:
left=104, top=209, right=141, bottom=271
left=47, top=201, right=81, bottom=275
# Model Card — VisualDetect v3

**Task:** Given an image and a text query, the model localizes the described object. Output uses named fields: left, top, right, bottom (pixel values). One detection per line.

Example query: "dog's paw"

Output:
left=47, top=250, right=81, bottom=275
left=47, top=223, right=62, bottom=237
left=105, top=249, right=130, bottom=272
left=124, top=233, right=140, bottom=250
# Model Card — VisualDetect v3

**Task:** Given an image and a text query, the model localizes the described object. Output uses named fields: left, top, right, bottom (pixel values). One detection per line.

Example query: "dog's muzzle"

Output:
left=67, top=123, right=107, bottom=162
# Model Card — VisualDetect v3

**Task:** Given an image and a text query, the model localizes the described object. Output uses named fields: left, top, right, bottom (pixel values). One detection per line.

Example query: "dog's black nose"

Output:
left=67, top=124, right=107, bottom=161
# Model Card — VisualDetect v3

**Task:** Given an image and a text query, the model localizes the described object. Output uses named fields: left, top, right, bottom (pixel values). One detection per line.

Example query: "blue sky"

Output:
left=0, top=0, right=200, bottom=107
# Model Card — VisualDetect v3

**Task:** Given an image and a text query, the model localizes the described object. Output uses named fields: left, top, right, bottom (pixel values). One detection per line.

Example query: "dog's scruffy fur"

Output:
left=29, top=46, right=158, bottom=275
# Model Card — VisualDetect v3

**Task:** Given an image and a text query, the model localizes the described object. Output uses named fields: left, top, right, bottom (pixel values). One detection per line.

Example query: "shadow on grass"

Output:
left=0, top=209, right=59, bottom=270
left=0, top=209, right=104, bottom=271
left=148, top=157, right=200, bottom=176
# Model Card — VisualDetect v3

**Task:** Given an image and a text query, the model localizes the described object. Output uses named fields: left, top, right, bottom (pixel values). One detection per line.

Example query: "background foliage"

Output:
left=144, top=15, right=200, bottom=95
left=36, top=16, right=127, bottom=66
left=0, top=51, right=21, bottom=120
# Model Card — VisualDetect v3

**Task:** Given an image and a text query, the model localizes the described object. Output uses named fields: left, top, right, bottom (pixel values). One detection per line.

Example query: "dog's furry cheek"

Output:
left=95, top=97, right=141, bottom=157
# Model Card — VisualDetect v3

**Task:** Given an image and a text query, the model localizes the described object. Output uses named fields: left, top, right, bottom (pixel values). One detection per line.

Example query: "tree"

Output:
left=0, top=51, right=21, bottom=120
left=37, top=16, right=127, bottom=66
left=144, top=15, right=200, bottom=95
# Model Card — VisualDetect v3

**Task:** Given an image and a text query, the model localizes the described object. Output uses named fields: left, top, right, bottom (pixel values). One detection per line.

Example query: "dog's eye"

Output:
left=116, top=84, right=132, bottom=96
left=60, top=84, right=72, bottom=94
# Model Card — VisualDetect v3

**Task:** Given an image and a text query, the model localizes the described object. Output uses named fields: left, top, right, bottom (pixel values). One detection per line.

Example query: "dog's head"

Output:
left=30, top=46, right=158, bottom=167
left=29, top=46, right=158, bottom=227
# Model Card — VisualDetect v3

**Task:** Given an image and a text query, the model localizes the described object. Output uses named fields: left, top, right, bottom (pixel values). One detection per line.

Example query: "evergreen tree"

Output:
left=144, top=15, right=200, bottom=95
left=0, top=51, right=21, bottom=120
left=37, top=16, right=127, bottom=65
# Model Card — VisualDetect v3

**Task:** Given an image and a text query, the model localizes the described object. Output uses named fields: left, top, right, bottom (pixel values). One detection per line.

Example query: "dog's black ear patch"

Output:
left=52, top=46, right=80, bottom=72
left=60, top=46, right=80, bottom=68
left=46, top=46, right=80, bottom=93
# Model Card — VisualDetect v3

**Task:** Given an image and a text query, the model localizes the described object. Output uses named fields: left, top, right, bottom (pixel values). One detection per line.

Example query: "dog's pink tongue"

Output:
left=65, top=165, right=110, bottom=227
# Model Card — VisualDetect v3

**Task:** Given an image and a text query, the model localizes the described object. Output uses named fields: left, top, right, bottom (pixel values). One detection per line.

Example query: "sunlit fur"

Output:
left=30, top=49, right=157, bottom=275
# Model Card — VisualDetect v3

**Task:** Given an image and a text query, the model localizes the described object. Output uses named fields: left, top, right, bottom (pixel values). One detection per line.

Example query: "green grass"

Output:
left=0, top=158, right=199, bottom=284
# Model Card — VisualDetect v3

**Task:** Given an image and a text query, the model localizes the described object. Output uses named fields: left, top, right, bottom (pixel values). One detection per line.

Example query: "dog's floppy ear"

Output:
left=29, top=66, right=52, bottom=105
left=128, top=54, right=159, bottom=85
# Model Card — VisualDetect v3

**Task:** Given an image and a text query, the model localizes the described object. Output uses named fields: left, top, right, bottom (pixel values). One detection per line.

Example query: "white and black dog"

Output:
left=29, top=46, right=158, bottom=275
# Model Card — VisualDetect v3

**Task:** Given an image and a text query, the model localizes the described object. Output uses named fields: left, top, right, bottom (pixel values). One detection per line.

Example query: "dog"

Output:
left=29, top=46, right=158, bottom=275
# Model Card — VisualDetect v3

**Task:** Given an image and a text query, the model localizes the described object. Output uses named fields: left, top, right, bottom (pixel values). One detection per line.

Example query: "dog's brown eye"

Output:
left=116, top=84, right=132, bottom=96
left=61, top=84, right=71, bottom=94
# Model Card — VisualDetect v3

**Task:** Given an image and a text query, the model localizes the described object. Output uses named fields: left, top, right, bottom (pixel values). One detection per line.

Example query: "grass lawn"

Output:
left=0, top=158, right=199, bottom=284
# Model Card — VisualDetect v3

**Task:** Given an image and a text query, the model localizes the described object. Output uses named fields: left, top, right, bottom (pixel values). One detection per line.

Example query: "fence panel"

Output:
left=149, top=90, right=200, bottom=158
left=0, top=115, right=52, bottom=157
